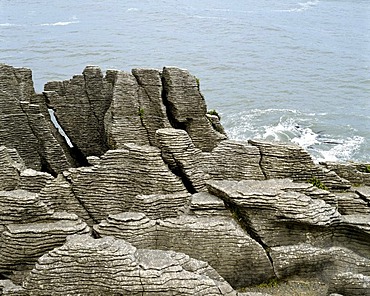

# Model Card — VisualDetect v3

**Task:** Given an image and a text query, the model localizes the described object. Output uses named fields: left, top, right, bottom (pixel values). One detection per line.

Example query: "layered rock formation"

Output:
left=0, top=63, right=369, bottom=296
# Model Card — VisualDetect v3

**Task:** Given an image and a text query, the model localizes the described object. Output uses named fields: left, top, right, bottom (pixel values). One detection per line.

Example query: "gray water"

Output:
left=1, top=0, right=369, bottom=162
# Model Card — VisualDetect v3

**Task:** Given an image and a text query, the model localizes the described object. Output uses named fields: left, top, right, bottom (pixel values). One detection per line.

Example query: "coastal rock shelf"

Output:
left=0, top=63, right=369, bottom=296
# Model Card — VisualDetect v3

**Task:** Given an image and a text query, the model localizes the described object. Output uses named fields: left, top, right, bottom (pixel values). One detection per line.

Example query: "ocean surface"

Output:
left=1, top=0, right=369, bottom=163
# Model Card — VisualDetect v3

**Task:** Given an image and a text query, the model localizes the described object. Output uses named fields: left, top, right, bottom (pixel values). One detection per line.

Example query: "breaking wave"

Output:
left=224, top=108, right=364, bottom=163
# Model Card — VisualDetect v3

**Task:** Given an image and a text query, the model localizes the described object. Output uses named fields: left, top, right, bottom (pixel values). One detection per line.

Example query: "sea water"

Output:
left=1, top=0, right=369, bottom=162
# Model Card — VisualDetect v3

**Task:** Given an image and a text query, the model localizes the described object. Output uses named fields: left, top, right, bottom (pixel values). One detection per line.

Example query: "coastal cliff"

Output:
left=0, top=63, right=369, bottom=296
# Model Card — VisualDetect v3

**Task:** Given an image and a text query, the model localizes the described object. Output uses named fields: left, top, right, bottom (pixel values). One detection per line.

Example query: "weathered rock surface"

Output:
left=0, top=213, right=89, bottom=275
left=0, top=146, right=23, bottom=191
left=322, top=161, right=370, bottom=186
left=0, top=190, right=53, bottom=224
left=1, top=63, right=369, bottom=296
left=207, top=179, right=341, bottom=247
left=188, top=192, right=231, bottom=217
left=328, top=273, right=370, bottom=296
left=34, top=174, right=93, bottom=225
left=94, top=211, right=275, bottom=288
left=22, top=234, right=237, bottom=296
left=44, top=66, right=114, bottom=156
left=249, top=140, right=351, bottom=190
left=63, top=143, right=187, bottom=222
left=132, top=68, right=172, bottom=146
left=156, top=129, right=265, bottom=193
left=270, top=244, right=370, bottom=286
left=162, top=67, right=226, bottom=151
left=0, top=64, right=73, bottom=174
left=104, top=70, right=150, bottom=148
left=335, top=191, right=370, bottom=215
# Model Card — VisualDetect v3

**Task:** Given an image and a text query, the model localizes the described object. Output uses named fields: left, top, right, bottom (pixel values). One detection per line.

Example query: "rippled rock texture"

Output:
left=0, top=63, right=369, bottom=296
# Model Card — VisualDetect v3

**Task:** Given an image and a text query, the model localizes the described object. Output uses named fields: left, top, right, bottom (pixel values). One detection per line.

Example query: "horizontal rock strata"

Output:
left=44, top=66, right=114, bottom=156
left=0, top=146, right=23, bottom=191
left=0, top=63, right=369, bottom=296
left=22, top=234, right=237, bottom=296
left=207, top=179, right=341, bottom=247
left=162, top=67, right=226, bottom=151
left=94, top=211, right=274, bottom=288
left=0, top=212, right=89, bottom=278
left=249, top=140, right=351, bottom=190
left=63, top=144, right=187, bottom=222
left=0, top=64, right=72, bottom=174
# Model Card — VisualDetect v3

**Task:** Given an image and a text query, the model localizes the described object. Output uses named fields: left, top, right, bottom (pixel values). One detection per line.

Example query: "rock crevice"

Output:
left=0, top=63, right=369, bottom=296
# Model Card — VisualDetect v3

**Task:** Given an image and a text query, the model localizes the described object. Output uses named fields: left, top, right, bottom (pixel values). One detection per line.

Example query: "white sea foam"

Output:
left=127, top=8, right=139, bottom=12
left=260, top=116, right=319, bottom=149
left=276, top=0, right=319, bottom=13
left=0, top=23, right=19, bottom=27
left=224, top=108, right=366, bottom=163
left=40, top=21, right=79, bottom=26
left=315, top=136, right=364, bottom=163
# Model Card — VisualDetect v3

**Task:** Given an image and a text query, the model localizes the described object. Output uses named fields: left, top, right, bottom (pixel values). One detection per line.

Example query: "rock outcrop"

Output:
left=0, top=63, right=369, bottom=296
left=0, top=64, right=73, bottom=174
left=22, top=234, right=237, bottom=296
left=94, top=211, right=274, bottom=288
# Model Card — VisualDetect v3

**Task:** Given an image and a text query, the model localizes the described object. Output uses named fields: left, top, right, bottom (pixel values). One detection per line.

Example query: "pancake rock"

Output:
left=22, top=234, right=237, bottom=296
left=0, top=63, right=369, bottom=296
left=0, top=146, right=23, bottom=191
left=94, top=210, right=274, bottom=288
left=62, top=143, right=187, bottom=222
left=0, top=64, right=72, bottom=174
left=270, top=244, right=370, bottom=295
left=207, top=178, right=341, bottom=247
left=44, top=66, right=114, bottom=156
left=161, top=67, right=226, bottom=151
left=248, top=140, right=351, bottom=190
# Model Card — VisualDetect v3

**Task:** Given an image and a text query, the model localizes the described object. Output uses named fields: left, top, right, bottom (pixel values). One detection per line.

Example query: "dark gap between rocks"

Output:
left=47, top=108, right=89, bottom=167
left=224, top=201, right=277, bottom=277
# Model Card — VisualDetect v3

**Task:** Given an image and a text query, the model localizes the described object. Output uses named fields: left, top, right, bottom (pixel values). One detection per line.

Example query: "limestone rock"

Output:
left=95, top=213, right=274, bottom=288
left=0, top=190, right=53, bottom=224
left=44, top=66, right=114, bottom=156
left=270, top=244, right=370, bottom=281
left=0, top=64, right=41, bottom=170
left=322, top=162, right=370, bottom=186
left=249, top=140, right=350, bottom=190
left=156, top=215, right=274, bottom=288
left=207, top=179, right=341, bottom=247
left=204, top=140, right=265, bottom=181
left=156, top=129, right=265, bottom=193
left=188, top=192, right=231, bottom=217
left=0, top=64, right=72, bottom=173
left=23, top=234, right=237, bottom=296
left=94, top=212, right=157, bottom=249
left=63, top=144, right=187, bottom=221
left=0, top=280, right=26, bottom=296
left=156, top=128, right=207, bottom=192
left=0, top=212, right=89, bottom=275
left=335, top=191, right=370, bottom=215
left=162, top=67, right=226, bottom=151
left=355, top=186, right=370, bottom=207
left=38, top=174, right=93, bottom=224
left=22, top=103, right=73, bottom=174
left=328, top=273, right=370, bottom=296
left=18, top=169, right=54, bottom=193
left=0, top=146, right=22, bottom=191
left=336, top=214, right=370, bottom=258
left=132, top=68, right=172, bottom=146
left=104, top=71, right=150, bottom=148
left=129, top=192, right=190, bottom=220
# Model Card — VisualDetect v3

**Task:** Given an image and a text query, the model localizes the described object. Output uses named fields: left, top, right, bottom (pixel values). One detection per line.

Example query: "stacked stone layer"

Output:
left=0, top=63, right=369, bottom=295
left=22, top=235, right=237, bottom=296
